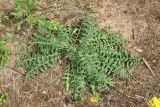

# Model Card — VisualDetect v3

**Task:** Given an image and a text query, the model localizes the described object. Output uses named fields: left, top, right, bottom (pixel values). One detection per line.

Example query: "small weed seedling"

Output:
left=0, top=92, right=9, bottom=106
left=0, top=33, right=12, bottom=68
left=10, top=0, right=37, bottom=31
left=12, top=0, right=36, bottom=17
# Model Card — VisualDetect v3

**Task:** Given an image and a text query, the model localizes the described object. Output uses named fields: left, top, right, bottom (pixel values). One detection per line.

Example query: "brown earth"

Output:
left=0, top=0, right=160, bottom=107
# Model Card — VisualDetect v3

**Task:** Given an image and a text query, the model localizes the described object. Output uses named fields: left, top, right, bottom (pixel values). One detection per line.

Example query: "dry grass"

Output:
left=1, top=63, right=65, bottom=107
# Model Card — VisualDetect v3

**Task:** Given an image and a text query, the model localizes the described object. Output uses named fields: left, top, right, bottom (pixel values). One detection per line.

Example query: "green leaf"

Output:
left=2, top=33, right=13, bottom=41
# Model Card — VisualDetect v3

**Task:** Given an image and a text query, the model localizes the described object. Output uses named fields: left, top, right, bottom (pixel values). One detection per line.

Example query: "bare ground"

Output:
left=0, top=0, right=160, bottom=107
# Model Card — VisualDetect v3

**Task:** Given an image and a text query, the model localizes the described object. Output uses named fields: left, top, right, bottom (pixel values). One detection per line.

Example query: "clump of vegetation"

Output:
left=12, top=0, right=36, bottom=17
left=0, top=23, right=6, bottom=30
left=0, top=92, right=9, bottom=106
left=64, top=17, right=140, bottom=101
left=16, top=16, right=140, bottom=101
left=4, top=0, right=37, bottom=31
left=0, top=33, right=12, bottom=68
left=16, top=16, right=67, bottom=80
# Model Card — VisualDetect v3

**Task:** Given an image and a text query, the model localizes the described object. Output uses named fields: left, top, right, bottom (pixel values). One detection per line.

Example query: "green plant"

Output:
left=0, top=33, right=12, bottom=68
left=16, top=16, right=140, bottom=101
left=10, top=0, right=37, bottom=31
left=0, top=92, right=9, bottom=105
left=12, top=0, right=36, bottom=17
left=64, top=17, right=140, bottom=101
left=27, top=15, right=61, bottom=32
left=0, top=23, right=6, bottom=30
left=16, top=16, right=71, bottom=80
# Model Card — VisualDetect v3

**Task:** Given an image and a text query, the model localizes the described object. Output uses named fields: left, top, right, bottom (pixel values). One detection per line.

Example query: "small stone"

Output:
left=152, top=59, right=156, bottom=63
left=42, top=90, right=47, bottom=94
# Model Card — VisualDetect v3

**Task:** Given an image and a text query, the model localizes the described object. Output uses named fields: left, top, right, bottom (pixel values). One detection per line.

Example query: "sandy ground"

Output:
left=0, top=0, right=160, bottom=107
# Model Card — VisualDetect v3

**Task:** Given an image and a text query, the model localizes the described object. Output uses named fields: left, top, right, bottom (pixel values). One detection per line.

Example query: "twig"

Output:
left=112, top=89, right=142, bottom=102
left=135, top=95, right=145, bottom=100
left=144, top=91, right=150, bottom=103
left=142, top=58, right=155, bottom=76
left=131, top=29, right=135, bottom=40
